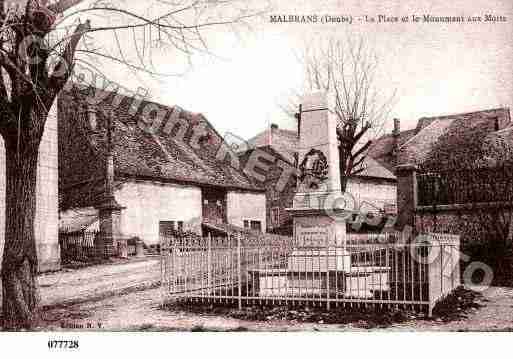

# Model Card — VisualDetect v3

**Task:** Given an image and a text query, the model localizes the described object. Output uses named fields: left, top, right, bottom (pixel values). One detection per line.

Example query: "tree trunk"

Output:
left=340, top=175, right=348, bottom=193
left=338, top=146, right=349, bottom=193
left=1, top=132, right=41, bottom=330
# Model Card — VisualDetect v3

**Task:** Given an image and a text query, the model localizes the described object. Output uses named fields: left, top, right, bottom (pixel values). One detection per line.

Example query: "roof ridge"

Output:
left=417, top=107, right=509, bottom=121
left=402, top=108, right=510, bottom=152
left=398, top=117, right=449, bottom=151
left=492, top=126, right=513, bottom=134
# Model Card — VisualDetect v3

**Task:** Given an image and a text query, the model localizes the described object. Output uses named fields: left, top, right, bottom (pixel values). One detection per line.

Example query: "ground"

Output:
left=38, top=257, right=161, bottom=307
left=38, top=285, right=513, bottom=331
left=24, top=258, right=513, bottom=331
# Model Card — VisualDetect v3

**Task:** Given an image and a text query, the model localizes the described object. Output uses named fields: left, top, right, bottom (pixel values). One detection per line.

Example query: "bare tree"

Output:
left=283, top=36, right=396, bottom=192
left=0, top=0, right=267, bottom=329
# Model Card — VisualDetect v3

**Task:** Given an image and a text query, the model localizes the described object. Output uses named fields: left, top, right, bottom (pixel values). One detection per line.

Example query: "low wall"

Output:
left=415, top=205, right=513, bottom=245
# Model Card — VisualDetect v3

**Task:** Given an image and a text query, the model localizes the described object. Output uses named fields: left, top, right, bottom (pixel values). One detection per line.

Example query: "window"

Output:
left=250, top=220, right=262, bottom=233
left=271, top=207, right=280, bottom=225
left=269, top=188, right=279, bottom=201
left=243, top=219, right=262, bottom=233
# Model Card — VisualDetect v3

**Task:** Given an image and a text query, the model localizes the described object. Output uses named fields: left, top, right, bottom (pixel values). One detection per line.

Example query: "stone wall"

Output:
left=0, top=100, right=60, bottom=273
left=114, top=180, right=203, bottom=245
left=396, top=164, right=513, bottom=244
left=416, top=206, right=513, bottom=285
left=226, top=191, right=267, bottom=231
left=346, top=177, right=396, bottom=211
left=266, top=177, right=295, bottom=232
left=415, top=206, right=513, bottom=245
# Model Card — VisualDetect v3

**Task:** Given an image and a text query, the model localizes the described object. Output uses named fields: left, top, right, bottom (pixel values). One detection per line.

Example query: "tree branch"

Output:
left=0, top=66, right=7, bottom=99
left=351, top=140, right=372, bottom=162
left=48, top=0, right=85, bottom=14
left=0, top=0, right=5, bottom=21
left=0, top=49, right=33, bottom=90
left=47, top=18, right=90, bottom=105
left=0, top=94, right=15, bottom=138
left=351, top=156, right=366, bottom=174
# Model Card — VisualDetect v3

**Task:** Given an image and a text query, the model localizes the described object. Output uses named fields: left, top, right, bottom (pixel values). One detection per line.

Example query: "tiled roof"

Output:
left=59, top=207, right=99, bottom=233
left=367, top=129, right=416, bottom=173
left=482, top=127, right=513, bottom=166
left=397, top=108, right=511, bottom=170
left=246, top=127, right=298, bottom=164
left=357, top=156, right=396, bottom=180
left=59, top=86, right=262, bottom=210
left=246, top=126, right=395, bottom=180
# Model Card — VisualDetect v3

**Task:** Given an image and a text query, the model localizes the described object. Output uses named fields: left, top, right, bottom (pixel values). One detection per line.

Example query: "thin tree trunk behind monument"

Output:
left=1, top=136, right=40, bottom=330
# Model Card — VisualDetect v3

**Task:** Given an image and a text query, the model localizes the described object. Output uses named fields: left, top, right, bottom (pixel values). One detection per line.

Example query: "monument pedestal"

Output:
left=286, top=206, right=351, bottom=296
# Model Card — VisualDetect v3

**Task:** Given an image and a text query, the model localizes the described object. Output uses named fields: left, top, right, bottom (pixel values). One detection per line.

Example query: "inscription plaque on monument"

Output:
left=296, top=224, right=329, bottom=247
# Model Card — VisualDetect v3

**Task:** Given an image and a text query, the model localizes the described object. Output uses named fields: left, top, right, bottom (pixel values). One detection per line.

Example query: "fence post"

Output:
left=172, top=236, right=178, bottom=297
left=207, top=233, right=212, bottom=292
left=160, top=233, right=167, bottom=307
left=326, top=232, right=330, bottom=310
left=237, top=232, right=242, bottom=310
left=440, top=243, right=444, bottom=297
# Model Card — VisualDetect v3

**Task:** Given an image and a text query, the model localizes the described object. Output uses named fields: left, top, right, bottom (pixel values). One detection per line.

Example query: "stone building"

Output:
left=0, top=101, right=60, bottom=273
left=394, top=107, right=513, bottom=243
left=58, top=87, right=266, bottom=246
left=238, top=144, right=296, bottom=235
left=241, top=123, right=398, bottom=234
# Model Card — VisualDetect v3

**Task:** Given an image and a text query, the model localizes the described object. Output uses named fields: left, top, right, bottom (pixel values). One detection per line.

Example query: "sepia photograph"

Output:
left=0, top=0, right=512, bottom=356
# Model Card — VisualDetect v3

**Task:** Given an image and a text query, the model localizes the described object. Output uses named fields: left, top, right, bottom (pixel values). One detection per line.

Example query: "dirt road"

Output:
left=38, top=257, right=161, bottom=307
left=40, top=285, right=513, bottom=331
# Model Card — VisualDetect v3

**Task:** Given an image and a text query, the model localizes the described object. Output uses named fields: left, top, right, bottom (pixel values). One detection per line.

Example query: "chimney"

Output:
left=393, top=118, right=400, bottom=136
left=295, top=104, right=302, bottom=138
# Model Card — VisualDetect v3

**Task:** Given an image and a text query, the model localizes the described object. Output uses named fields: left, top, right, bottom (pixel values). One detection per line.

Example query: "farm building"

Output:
left=58, top=86, right=266, bottom=248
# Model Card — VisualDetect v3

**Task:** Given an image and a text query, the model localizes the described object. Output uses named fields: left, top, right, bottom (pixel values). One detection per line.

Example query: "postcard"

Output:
left=0, top=0, right=512, bottom=356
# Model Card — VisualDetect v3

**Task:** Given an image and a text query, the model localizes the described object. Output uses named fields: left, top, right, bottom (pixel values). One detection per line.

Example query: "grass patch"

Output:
left=164, top=287, right=484, bottom=329
left=431, top=286, right=484, bottom=321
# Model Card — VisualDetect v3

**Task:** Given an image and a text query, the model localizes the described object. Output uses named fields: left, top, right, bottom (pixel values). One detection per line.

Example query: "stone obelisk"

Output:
left=287, top=92, right=350, bottom=276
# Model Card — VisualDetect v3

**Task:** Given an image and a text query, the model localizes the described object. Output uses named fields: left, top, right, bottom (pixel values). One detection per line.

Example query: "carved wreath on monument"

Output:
left=298, top=149, right=329, bottom=189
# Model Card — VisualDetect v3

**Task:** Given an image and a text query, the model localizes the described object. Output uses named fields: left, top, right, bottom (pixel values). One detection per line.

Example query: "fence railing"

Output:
left=59, top=230, right=99, bottom=263
left=59, top=231, right=140, bottom=262
left=347, top=232, right=399, bottom=245
left=417, top=167, right=513, bottom=206
left=161, top=232, right=460, bottom=316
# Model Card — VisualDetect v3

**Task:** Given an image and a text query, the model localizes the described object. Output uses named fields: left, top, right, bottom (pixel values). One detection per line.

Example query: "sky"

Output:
left=60, top=0, right=513, bottom=140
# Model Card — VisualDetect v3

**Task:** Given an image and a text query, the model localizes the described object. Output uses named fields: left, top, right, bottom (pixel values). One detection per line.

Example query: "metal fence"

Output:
left=417, top=166, right=513, bottom=206
left=161, top=232, right=460, bottom=316
left=59, top=230, right=99, bottom=262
